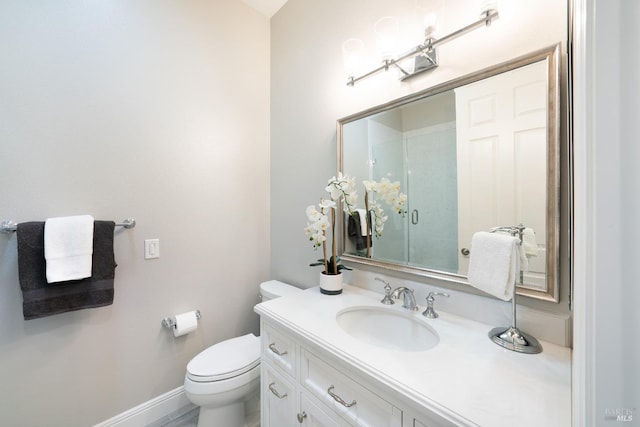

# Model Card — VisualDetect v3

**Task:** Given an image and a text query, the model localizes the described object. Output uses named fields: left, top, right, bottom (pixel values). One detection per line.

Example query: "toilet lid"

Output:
left=260, top=280, right=302, bottom=300
left=187, top=333, right=260, bottom=382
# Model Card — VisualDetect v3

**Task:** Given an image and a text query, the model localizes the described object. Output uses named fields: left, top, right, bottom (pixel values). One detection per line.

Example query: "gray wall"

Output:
left=0, top=1, right=270, bottom=425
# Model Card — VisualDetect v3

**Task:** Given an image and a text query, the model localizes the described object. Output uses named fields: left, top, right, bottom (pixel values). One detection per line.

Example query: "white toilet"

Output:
left=184, top=280, right=302, bottom=427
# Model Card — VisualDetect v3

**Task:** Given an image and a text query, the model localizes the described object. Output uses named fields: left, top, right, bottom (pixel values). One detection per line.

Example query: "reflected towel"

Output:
left=17, top=220, right=116, bottom=320
left=356, top=209, right=368, bottom=236
left=347, top=210, right=372, bottom=251
left=44, top=215, right=94, bottom=283
left=522, top=227, right=539, bottom=257
left=467, top=231, right=524, bottom=301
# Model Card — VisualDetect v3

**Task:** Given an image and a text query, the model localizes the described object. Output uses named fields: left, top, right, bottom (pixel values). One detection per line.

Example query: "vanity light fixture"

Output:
left=345, top=6, right=499, bottom=86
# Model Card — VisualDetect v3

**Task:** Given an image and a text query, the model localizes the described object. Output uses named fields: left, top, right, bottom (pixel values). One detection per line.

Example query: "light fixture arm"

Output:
left=346, top=9, right=499, bottom=86
left=429, top=9, right=499, bottom=50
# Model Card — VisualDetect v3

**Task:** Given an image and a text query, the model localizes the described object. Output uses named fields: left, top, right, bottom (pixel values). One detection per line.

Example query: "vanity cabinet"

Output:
left=261, top=321, right=403, bottom=427
left=256, top=285, right=572, bottom=427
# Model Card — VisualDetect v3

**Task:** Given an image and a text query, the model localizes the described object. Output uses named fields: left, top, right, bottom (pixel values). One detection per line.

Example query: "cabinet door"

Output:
left=263, top=363, right=297, bottom=427
left=298, top=394, right=342, bottom=427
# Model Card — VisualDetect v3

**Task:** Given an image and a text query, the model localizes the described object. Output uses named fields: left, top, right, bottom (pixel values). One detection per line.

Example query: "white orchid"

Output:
left=325, top=172, right=358, bottom=215
left=362, top=177, right=407, bottom=239
left=305, top=173, right=359, bottom=275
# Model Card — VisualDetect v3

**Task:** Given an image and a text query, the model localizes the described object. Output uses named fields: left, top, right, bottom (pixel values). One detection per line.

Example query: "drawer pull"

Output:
left=268, top=342, right=288, bottom=356
left=327, top=385, right=357, bottom=408
left=296, top=411, right=307, bottom=423
left=268, top=382, right=288, bottom=399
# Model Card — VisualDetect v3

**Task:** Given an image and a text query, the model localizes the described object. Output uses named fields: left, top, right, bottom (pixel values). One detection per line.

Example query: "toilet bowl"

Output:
left=184, top=280, right=302, bottom=427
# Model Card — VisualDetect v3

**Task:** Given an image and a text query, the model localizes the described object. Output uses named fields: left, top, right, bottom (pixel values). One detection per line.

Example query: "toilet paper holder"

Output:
left=161, top=310, right=201, bottom=329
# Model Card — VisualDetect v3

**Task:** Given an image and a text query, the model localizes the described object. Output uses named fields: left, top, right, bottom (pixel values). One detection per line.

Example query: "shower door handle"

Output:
left=411, top=209, right=419, bottom=225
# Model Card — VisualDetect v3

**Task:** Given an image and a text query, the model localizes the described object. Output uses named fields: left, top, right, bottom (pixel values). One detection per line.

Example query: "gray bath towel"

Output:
left=17, top=220, right=117, bottom=320
left=348, top=211, right=372, bottom=251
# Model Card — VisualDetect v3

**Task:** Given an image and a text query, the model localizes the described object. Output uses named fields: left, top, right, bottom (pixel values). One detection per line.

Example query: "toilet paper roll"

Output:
left=173, top=311, right=198, bottom=337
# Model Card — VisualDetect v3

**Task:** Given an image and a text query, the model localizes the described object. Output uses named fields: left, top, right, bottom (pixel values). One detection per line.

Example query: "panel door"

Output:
left=454, top=60, right=547, bottom=287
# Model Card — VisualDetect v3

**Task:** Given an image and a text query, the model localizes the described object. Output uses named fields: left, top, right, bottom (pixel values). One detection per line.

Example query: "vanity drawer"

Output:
left=262, top=322, right=297, bottom=378
left=262, top=363, right=297, bottom=427
left=300, top=349, right=402, bottom=427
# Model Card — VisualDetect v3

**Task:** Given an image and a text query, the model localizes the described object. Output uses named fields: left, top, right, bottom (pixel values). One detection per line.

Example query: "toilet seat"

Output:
left=187, top=333, right=260, bottom=383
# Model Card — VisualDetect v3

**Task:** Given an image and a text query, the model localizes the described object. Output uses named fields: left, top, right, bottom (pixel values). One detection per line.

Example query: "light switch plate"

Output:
left=144, top=239, right=160, bottom=259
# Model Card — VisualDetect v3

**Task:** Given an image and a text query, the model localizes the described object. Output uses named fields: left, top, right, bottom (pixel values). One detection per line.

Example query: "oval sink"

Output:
left=336, top=306, right=439, bottom=352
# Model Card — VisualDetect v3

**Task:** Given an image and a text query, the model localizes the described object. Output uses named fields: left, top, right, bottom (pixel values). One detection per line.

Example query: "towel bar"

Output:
left=487, top=224, right=542, bottom=354
left=0, top=218, right=136, bottom=234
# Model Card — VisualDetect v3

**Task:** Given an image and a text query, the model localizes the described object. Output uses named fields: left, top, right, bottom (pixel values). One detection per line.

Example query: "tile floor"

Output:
left=147, top=405, right=199, bottom=427
left=148, top=394, right=260, bottom=427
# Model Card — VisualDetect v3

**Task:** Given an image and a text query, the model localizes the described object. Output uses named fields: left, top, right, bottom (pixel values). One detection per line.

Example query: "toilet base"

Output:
left=195, top=391, right=259, bottom=427
left=186, top=374, right=260, bottom=427
left=197, top=401, right=244, bottom=427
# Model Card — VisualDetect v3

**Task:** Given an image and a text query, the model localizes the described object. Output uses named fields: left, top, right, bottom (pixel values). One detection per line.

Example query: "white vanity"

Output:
left=254, top=284, right=571, bottom=427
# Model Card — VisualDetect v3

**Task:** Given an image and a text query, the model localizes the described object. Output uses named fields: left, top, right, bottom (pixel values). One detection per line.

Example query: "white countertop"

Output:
left=255, top=284, right=572, bottom=427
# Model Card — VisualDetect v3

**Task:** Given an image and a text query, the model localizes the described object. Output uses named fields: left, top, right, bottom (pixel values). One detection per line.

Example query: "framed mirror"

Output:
left=338, top=44, right=560, bottom=302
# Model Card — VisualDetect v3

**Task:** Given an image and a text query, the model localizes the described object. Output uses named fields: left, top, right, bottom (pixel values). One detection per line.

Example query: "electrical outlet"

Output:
left=144, top=239, right=160, bottom=259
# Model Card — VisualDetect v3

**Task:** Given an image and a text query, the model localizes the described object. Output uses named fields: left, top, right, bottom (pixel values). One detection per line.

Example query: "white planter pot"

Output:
left=319, top=272, right=343, bottom=295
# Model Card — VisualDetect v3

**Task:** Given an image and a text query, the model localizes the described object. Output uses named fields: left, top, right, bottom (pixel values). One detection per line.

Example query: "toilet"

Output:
left=184, top=280, right=302, bottom=427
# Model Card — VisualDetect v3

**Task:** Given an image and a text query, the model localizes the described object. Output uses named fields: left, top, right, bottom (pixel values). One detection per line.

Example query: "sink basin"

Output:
left=336, top=306, right=439, bottom=352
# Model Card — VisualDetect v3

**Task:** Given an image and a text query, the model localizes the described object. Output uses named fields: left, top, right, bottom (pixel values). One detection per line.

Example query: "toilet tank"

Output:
left=259, top=280, right=302, bottom=302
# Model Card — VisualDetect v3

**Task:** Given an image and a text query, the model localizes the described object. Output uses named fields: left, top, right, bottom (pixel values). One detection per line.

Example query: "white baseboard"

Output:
left=94, top=386, right=192, bottom=427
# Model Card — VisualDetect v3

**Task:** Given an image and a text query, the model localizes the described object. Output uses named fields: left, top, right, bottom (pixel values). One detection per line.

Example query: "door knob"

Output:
left=297, top=411, right=307, bottom=423
left=461, top=248, right=470, bottom=256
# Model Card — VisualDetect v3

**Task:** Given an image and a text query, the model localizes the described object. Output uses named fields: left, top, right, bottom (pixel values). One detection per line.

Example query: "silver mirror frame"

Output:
left=337, top=44, right=561, bottom=302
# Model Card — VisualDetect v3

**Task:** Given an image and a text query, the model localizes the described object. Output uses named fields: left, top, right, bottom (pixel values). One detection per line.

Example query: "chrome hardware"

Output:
left=422, top=291, right=450, bottom=318
left=268, top=343, right=288, bottom=356
left=460, top=247, right=470, bottom=256
left=296, top=411, right=307, bottom=423
left=375, top=277, right=394, bottom=305
left=411, top=209, right=419, bottom=225
left=161, top=310, right=201, bottom=329
left=487, top=224, right=543, bottom=354
left=0, top=220, right=17, bottom=234
left=327, top=385, right=357, bottom=408
left=1, top=218, right=136, bottom=234
left=391, top=287, right=418, bottom=311
left=268, top=382, right=287, bottom=399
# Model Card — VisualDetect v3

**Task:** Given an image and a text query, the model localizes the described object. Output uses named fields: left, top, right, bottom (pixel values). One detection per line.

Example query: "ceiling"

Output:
left=240, top=0, right=289, bottom=18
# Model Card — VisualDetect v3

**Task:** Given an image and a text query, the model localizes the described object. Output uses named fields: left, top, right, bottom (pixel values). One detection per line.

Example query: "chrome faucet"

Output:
left=391, top=287, right=418, bottom=311
left=422, top=291, right=450, bottom=318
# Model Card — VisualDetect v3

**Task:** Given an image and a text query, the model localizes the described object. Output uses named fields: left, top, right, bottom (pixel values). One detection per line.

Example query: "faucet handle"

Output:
left=375, top=277, right=394, bottom=305
left=423, top=291, right=450, bottom=318
left=427, top=291, right=450, bottom=300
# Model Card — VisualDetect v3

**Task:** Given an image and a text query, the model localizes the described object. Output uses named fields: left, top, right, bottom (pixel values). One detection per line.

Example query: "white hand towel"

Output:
left=522, top=227, right=539, bottom=257
left=44, top=215, right=94, bottom=283
left=356, top=209, right=368, bottom=236
left=467, top=231, right=523, bottom=301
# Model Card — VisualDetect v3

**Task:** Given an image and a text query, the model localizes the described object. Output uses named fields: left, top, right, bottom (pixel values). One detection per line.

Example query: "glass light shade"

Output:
left=374, top=16, right=399, bottom=62
left=342, top=38, right=364, bottom=79
left=423, top=13, right=438, bottom=38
